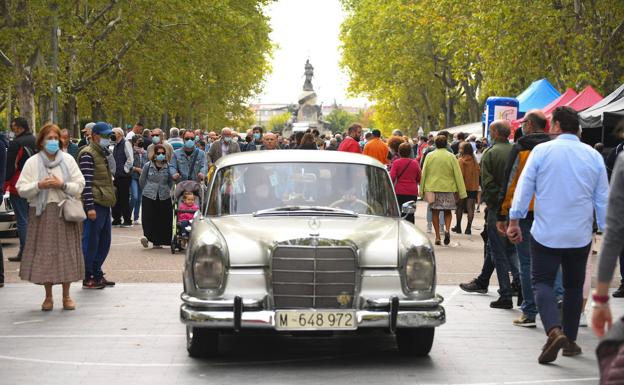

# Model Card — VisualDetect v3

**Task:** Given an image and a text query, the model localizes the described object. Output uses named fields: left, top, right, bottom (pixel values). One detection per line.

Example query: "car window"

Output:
left=206, top=162, right=399, bottom=217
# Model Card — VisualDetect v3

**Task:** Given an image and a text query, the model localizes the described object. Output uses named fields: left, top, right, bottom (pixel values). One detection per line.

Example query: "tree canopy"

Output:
left=0, top=0, right=273, bottom=134
left=340, top=0, right=624, bottom=135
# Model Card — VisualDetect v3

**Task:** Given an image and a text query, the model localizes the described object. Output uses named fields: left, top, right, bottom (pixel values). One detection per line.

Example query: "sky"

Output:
left=254, top=0, right=370, bottom=108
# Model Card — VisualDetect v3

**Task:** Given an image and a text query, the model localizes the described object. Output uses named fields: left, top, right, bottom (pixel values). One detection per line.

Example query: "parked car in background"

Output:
left=0, top=192, right=17, bottom=237
left=180, top=150, right=445, bottom=357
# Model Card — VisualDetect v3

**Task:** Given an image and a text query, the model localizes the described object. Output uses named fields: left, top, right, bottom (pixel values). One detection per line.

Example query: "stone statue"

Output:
left=303, top=59, right=314, bottom=91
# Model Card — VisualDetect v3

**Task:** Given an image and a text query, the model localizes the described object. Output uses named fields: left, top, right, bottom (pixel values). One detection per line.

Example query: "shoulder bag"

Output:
left=58, top=194, right=87, bottom=222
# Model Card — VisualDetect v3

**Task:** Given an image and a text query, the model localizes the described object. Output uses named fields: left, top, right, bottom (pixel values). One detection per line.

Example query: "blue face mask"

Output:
left=45, top=139, right=60, bottom=154
left=152, top=136, right=161, bottom=144
left=184, top=139, right=195, bottom=149
left=253, top=133, right=261, bottom=141
left=99, top=138, right=111, bottom=148
left=223, top=136, right=232, bottom=143
left=156, top=154, right=166, bottom=162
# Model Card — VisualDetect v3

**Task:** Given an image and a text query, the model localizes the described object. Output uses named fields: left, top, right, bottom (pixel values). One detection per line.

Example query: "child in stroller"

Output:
left=171, top=180, right=203, bottom=253
left=178, top=191, right=199, bottom=236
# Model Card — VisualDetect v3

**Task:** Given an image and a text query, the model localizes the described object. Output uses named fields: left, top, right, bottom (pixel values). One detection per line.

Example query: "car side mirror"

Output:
left=401, top=200, right=416, bottom=216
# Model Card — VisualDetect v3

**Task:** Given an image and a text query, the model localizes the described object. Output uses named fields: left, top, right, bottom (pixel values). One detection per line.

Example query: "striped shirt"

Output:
left=79, top=153, right=95, bottom=211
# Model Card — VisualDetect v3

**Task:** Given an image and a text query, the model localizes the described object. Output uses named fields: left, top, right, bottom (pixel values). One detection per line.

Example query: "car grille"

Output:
left=271, top=245, right=357, bottom=309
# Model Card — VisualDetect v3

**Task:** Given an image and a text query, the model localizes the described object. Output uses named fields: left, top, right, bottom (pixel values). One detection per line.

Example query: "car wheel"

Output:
left=396, top=328, right=434, bottom=357
left=186, top=325, right=219, bottom=358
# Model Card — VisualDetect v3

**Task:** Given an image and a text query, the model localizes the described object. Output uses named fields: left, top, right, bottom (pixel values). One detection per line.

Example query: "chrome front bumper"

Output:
left=180, top=294, right=445, bottom=330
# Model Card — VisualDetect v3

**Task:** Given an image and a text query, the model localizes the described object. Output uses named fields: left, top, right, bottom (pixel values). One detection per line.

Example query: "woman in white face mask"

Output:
left=15, top=123, right=86, bottom=311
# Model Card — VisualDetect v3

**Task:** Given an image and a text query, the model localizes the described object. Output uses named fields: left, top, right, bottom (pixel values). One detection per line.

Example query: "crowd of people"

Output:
left=1, top=109, right=624, bottom=370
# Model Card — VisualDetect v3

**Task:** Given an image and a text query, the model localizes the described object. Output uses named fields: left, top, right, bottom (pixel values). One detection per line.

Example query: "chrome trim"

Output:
left=181, top=305, right=446, bottom=329
left=181, top=293, right=264, bottom=309
left=365, top=294, right=444, bottom=309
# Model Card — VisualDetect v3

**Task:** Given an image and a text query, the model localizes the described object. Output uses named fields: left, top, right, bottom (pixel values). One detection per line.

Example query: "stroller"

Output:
left=171, top=180, right=205, bottom=254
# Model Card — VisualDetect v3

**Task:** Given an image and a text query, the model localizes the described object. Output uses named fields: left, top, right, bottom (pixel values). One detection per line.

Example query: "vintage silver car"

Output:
left=180, top=150, right=445, bottom=357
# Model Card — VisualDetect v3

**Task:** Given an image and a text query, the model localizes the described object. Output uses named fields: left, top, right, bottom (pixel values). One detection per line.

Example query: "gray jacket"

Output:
left=139, top=161, right=172, bottom=201
left=207, top=139, right=240, bottom=164
left=598, top=152, right=624, bottom=282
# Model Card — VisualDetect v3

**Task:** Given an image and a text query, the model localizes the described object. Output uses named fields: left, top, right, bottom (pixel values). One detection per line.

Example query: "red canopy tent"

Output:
left=511, top=88, right=578, bottom=131
left=566, top=85, right=603, bottom=112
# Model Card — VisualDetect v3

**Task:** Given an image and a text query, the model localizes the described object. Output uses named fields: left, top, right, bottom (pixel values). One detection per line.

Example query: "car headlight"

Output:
left=192, top=244, right=225, bottom=290
left=402, top=245, right=434, bottom=293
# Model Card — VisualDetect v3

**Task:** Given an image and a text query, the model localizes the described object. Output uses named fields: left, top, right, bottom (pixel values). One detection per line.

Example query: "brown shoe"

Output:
left=562, top=341, right=582, bottom=357
left=538, top=327, right=568, bottom=364
left=62, top=297, right=76, bottom=311
left=41, top=297, right=53, bottom=311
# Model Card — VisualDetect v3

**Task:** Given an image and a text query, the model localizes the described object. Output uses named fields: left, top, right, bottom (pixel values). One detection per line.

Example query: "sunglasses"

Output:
left=156, top=152, right=166, bottom=156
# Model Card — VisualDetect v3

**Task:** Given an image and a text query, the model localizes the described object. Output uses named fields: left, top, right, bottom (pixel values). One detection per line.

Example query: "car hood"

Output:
left=208, top=215, right=407, bottom=267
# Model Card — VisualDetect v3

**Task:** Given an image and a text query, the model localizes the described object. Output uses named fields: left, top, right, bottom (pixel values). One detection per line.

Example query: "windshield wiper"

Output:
left=253, top=206, right=358, bottom=217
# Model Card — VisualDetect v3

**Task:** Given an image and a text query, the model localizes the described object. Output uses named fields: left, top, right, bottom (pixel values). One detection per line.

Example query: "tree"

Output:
left=266, top=111, right=291, bottom=133
left=325, top=108, right=359, bottom=133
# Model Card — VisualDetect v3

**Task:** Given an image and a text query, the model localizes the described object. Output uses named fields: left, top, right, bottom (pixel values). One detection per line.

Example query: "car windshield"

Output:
left=206, top=162, right=399, bottom=217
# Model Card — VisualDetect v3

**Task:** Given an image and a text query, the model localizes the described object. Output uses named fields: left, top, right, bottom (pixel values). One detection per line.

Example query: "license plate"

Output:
left=275, top=310, right=356, bottom=330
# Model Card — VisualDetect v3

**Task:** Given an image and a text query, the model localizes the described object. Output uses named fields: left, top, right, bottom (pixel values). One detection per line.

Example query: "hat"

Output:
left=371, top=129, right=382, bottom=137
left=92, top=121, right=112, bottom=136
left=82, top=122, right=96, bottom=132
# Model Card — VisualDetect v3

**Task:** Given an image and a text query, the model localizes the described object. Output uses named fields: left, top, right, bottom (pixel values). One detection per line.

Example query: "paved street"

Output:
left=0, top=283, right=613, bottom=385
left=0, top=202, right=613, bottom=385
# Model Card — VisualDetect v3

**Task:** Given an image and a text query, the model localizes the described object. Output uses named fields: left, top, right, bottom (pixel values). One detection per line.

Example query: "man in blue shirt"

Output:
left=507, top=106, right=609, bottom=364
left=170, top=130, right=208, bottom=183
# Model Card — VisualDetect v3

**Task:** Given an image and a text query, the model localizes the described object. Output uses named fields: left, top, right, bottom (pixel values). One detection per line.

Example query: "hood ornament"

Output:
left=308, top=216, right=321, bottom=235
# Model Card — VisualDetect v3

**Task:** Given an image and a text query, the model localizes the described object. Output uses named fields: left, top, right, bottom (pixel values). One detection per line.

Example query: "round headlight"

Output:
left=193, top=244, right=225, bottom=290
left=403, top=246, right=434, bottom=292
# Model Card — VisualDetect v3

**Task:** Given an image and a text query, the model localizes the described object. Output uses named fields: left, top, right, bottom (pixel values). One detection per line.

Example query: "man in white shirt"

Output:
left=125, top=122, right=144, bottom=142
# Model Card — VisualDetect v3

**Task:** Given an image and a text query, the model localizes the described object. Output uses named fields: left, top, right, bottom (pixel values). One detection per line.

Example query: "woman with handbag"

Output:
left=139, top=144, right=173, bottom=249
left=15, top=123, right=86, bottom=311
left=419, top=135, right=467, bottom=246
left=391, top=142, right=421, bottom=223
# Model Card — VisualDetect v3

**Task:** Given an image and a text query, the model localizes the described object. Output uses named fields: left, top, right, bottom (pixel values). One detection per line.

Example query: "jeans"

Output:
left=112, top=176, right=131, bottom=224
left=487, top=208, right=519, bottom=300
left=517, top=218, right=538, bottom=317
left=130, top=178, right=142, bottom=221
left=475, top=236, right=495, bottom=288
left=426, top=204, right=445, bottom=230
left=82, top=204, right=112, bottom=280
left=530, top=236, right=590, bottom=342
left=10, top=194, right=28, bottom=257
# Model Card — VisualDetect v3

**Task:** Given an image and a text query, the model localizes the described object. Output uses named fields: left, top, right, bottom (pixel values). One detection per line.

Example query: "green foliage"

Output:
left=340, top=0, right=624, bottom=134
left=325, top=108, right=359, bottom=133
left=266, top=111, right=291, bottom=133
left=0, top=0, right=273, bottom=132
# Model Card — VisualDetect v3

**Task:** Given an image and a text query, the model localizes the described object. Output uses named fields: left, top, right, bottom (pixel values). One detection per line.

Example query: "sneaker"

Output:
left=513, top=314, right=536, bottom=328
left=82, top=278, right=105, bottom=290
left=112, top=220, right=121, bottom=227
left=490, top=297, right=513, bottom=309
left=97, top=277, right=115, bottom=287
left=120, top=223, right=133, bottom=228
left=562, top=341, right=582, bottom=357
left=459, top=279, right=488, bottom=294
left=579, top=312, right=587, bottom=327
left=140, top=237, right=149, bottom=248
left=134, top=220, right=141, bottom=225
left=539, top=327, right=568, bottom=364
left=613, top=284, right=624, bottom=298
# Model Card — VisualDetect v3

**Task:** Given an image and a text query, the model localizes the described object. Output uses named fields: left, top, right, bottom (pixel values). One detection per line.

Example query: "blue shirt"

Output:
left=509, top=134, right=609, bottom=248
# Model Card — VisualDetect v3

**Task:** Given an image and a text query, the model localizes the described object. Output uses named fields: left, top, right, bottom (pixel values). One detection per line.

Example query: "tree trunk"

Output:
left=16, top=76, right=36, bottom=132
left=38, top=94, right=50, bottom=127
left=68, top=94, right=78, bottom=137
left=161, top=111, right=169, bottom=131
left=91, top=99, right=105, bottom=122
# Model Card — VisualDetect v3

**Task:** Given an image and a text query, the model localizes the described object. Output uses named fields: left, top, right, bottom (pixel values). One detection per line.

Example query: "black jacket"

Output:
left=6, top=131, right=36, bottom=182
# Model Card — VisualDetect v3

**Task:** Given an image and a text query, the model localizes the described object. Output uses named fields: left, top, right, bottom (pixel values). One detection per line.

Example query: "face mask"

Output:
left=45, top=139, right=60, bottom=154
left=184, top=139, right=195, bottom=149
left=152, top=136, right=161, bottom=144
left=99, top=138, right=111, bottom=148
left=156, top=154, right=166, bottom=162
left=8, top=131, right=15, bottom=140
left=194, top=135, right=199, bottom=141
left=253, top=133, right=261, bottom=141
left=223, top=136, right=231, bottom=143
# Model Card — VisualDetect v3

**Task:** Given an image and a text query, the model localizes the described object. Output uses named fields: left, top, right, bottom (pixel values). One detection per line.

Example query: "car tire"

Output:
left=186, top=325, right=219, bottom=358
left=396, top=327, right=434, bottom=357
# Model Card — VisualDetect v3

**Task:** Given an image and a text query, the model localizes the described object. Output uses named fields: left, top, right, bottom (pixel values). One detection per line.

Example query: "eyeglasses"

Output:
left=156, top=152, right=166, bottom=156
left=151, top=134, right=160, bottom=137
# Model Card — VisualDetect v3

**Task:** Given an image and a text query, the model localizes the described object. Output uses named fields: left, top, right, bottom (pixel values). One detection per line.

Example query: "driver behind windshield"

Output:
left=233, top=167, right=282, bottom=213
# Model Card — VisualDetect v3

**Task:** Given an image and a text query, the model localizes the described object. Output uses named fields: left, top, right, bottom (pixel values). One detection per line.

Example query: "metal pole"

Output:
left=6, top=86, right=11, bottom=131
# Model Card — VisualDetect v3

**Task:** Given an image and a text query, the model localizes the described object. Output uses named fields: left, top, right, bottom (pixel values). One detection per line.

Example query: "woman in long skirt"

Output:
left=16, top=123, right=86, bottom=310
left=139, top=144, right=173, bottom=248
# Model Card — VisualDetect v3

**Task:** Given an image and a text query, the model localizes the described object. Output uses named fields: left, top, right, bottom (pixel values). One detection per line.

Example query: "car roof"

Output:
left=214, top=150, right=386, bottom=169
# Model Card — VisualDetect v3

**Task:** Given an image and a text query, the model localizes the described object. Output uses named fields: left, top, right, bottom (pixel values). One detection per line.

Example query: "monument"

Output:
left=283, top=60, right=325, bottom=136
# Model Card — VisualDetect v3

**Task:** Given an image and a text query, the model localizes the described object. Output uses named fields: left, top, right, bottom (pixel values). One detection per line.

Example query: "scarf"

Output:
left=36, top=151, right=70, bottom=216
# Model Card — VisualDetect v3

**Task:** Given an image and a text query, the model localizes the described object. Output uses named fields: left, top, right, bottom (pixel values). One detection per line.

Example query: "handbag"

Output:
left=424, top=191, right=436, bottom=204
left=58, top=195, right=87, bottom=222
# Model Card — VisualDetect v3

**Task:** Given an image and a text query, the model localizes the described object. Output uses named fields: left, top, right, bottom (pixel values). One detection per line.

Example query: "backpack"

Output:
left=6, top=145, right=34, bottom=195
